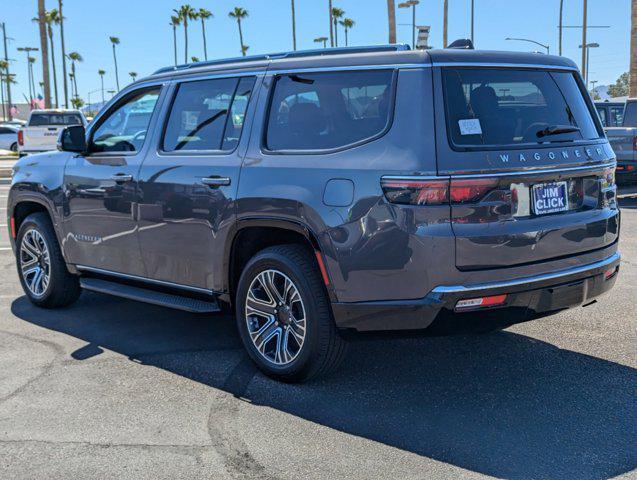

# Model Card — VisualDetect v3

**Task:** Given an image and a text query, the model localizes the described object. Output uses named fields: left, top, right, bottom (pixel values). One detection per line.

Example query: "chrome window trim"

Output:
left=75, top=265, right=213, bottom=295
left=431, top=252, right=620, bottom=294
left=432, top=62, right=578, bottom=71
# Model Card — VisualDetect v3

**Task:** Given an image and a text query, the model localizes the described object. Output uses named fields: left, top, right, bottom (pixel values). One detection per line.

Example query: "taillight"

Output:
left=381, top=176, right=499, bottom=206
left=381, top=178, right=449, bottom=205
left=449, top=178, right=499, bottom=203
left=17, top=130, right=23, bottom=146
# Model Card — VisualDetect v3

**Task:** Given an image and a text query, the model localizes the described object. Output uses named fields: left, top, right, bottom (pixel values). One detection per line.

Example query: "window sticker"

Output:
left=458, top=118, right=482, bottom=136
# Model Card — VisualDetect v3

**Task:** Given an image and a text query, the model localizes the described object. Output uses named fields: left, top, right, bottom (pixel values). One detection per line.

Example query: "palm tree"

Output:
left=28, top=57, right=37, bottom=105
left=443, top=0, right=449, bottom=48
left=191, top=56, right=200, bottom=62
left=68, top=72, right=75, bottom=98
left=387, top=0, right=396, bottom=44
left=46, top=9, right=61, bottom=108
left=314, top=36, right=328, bottom=48
left=67, top=51, right=82, bottom=101
left=339, top=18, right=354, bottom=46
left=0, top=60, right=8, bottom=120
left=331, top=7, right=344, bottom=47
left=58, top=0, right=69, bottom=108
left=241, top=45, right=249, bottom=56
left=129, top=71, right=137, bottom=82
left=290, top=0, right=297, bottom=50
left=174, top=5, right=198, bottom=64
left=328, top=0, right=334, bottom=47
left=229, top=7, right=249, bottom=56
left=170, top=15, right=181, bottom=66
left=98, top=69, right=105, bottom=103
left=37, top=0, right=52, bottom=108
left=109, top=37, right=120, bottom=91
left=198, top=8, right=213, bottom=61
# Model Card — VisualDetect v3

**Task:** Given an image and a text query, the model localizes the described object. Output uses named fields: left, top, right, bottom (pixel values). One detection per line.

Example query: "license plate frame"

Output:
left=532, top=181, right=569, bottom=215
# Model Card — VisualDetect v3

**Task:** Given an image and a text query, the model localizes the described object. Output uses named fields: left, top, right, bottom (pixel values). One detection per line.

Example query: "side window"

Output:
left=91, top=88, right=160, bottom=153
left=596, top=107, right=607, bottom=127
left=610, top=106, right=624, bottom=127
left=163, top=76, right=254, bottom=152
left=0, top=127, right=12, bottom=134
left=265, top=70, right=395, bottom=152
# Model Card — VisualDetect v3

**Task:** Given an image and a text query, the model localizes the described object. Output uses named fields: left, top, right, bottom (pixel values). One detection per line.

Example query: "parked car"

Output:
left=17, top=109, right=87, bottom=156
left=7, top=45, right=620, bottom=382
left=596, top=99, right=637, bottom=182
left=595, top=101, right=625, bottom=128
left=0, top=124, right=18, bottom=152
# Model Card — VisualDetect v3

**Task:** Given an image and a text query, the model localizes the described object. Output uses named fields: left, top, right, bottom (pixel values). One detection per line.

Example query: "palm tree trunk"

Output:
left=443, top=0, right=448, bottom=48
left=202, top=19, right=208, bottom=60
left=328, top=0, right=334, bottom=47
left=100, top=75, right=104, bottom=103
left=172, top=25, right=177, bottom=65
left=558, top=0, right=564, bottom=56
left=37, top=0, right=52, bottom=108
left=72, top=62, right=78, bottom=100
left=334, top=19, right=338, bottom=47
left=112, top=44, right=120, bottom=91
left=345, top=27, right=348, bottom=47
left=291, top=0, right=297, bottom=50
left=0, top=77, right=5, bottom=121
left=59, top=0, right=69, bottom=108
left=184, top=20, right=189, bottom=63
left=631, top=0, right=637, bottom=96
left=48, top=28, right=59, bottom=108
left=238, top=19, right=245, bottom=56
left=387, top=0, right=396, bottom=44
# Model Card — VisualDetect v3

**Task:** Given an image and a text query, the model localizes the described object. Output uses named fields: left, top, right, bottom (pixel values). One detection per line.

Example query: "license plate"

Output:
left=532, top=181, right=569, bottom=215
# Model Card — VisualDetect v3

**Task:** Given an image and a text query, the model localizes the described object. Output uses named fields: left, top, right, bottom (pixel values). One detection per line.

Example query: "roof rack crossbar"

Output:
left=152, top=44, right=411, bottom=75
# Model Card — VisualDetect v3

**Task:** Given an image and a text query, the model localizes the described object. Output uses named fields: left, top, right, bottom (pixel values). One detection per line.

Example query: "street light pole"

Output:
left=505, top=37, right=550, bottom=54
left=398, top=1, right=419, bottom=49
left=17, top=47, right=38, bottom=105
left=471, top=0, right=475, bottom=44
left=579, top=42, right=599, bottom=89
left=581, top=0, right=588, bottom=79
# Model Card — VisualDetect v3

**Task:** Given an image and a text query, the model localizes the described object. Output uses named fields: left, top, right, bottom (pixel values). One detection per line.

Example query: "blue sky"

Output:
left=0, top=0, right=631, bottom=103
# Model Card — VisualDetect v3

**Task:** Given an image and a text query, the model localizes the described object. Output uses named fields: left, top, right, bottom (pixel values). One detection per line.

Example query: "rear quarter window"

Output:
left=265, top=69, right=395, bottom=152
left=442, top=68, right=601, bottom=150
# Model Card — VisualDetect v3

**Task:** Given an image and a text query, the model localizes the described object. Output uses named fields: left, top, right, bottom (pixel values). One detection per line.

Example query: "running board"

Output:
left=79, top=278, right=220, bottom=313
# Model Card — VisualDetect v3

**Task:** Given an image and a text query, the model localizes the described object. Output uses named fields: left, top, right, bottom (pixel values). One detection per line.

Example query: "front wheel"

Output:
left=16, top=212, right=81, bottom=308
left=235, top=245, right=347, bottom=382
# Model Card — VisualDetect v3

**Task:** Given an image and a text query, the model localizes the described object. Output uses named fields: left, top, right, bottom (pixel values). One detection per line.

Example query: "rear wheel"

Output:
left=235, top=245, right=347, bottom=382
left=10, top=142, right=17, bottom=152
left=16, top=212, right=81, bottom=308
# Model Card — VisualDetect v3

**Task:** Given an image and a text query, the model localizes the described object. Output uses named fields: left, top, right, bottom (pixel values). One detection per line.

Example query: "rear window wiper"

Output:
left=536, top=125, right=581, bottom=138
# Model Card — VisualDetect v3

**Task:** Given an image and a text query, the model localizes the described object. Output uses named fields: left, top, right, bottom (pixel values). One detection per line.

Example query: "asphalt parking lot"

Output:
left=0, top=181, right=635, bottom=480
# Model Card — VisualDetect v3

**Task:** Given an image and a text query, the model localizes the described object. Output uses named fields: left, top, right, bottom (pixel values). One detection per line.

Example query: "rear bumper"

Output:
left=332, top=252, right=620, bottom=332
left=616, top=162, right=637, bottom=183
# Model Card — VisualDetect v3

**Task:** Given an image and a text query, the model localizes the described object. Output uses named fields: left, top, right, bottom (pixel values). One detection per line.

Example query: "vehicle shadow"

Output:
left=11, top=293, right=637, bottom=480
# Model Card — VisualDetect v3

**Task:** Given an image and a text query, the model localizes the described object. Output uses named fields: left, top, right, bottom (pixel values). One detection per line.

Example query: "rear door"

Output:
left=434, top=66, right=619, bottom=270
left=136, top=75, right=258, bottom=291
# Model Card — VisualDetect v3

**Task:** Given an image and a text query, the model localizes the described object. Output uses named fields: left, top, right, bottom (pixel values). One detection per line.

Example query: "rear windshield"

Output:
left=442, top=68, right=602, bottom=149
left=29, top=113, right=83, bottom=126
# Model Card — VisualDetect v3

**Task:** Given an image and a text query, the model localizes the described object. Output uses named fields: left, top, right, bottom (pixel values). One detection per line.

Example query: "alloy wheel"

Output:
left=20, top=228, right=51, bottom=297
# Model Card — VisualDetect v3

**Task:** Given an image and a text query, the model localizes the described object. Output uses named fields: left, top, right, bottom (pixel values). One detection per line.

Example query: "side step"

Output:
left=79, top=278, right=220, bottom=313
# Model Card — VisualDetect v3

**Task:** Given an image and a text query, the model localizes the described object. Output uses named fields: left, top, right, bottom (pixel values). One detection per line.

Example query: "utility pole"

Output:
left=558, top=0, right=564, bottom=55
left=1, top=23, right=12, bottom=120
left=37, top=0, right=52, bottom=108
left=443, top=0, right=448, bottom=48
left=581, top=0, right=588, bottom=80
left=471, top=0, right=475, bottom=44
left=329, top=0, right=334, bottom=47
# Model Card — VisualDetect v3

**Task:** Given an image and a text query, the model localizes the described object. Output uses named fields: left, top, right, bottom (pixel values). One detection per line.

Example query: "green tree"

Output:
left=229, top=7, right=249, bottom=56
left=198, top=8, right=213, bottom=61
left=331, top=7, right=344, bottom=47
left=607, top=72, right=629, bottom=98
left=67, top=51, right=82, bottom=100
left=339, top=18, right=354, bottom=46
left=98, top=69, right=105, bottom=103
left=174, top=5, right=198, bottom=63
left=70, top=96, right=84, bottom=108
left=170, top=15, right=181, bottom=66
left=191, top=56, right=200, bottom=62
left=314, top=36, right=328, bottom=48
left=109, top=37, right=120, bottom=91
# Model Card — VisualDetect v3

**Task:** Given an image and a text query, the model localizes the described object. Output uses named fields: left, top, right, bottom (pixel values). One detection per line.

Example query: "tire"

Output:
left=10, top=142, right=17, bottom=152
left=16, top=212, right=81, bottom=308
left=235, top=244, right=348, bottom=382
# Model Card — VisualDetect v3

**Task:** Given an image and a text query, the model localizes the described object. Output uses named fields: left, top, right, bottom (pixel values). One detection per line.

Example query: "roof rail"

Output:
left=152, top=44, right=411, bottom=75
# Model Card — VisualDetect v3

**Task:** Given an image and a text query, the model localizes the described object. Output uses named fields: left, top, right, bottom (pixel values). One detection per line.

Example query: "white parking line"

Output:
left=0, top=247, right=13, bottom=251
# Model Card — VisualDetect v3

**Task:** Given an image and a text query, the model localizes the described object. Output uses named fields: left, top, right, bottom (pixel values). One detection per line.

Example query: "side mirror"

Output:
left=58, top=125, right=87, bottom=153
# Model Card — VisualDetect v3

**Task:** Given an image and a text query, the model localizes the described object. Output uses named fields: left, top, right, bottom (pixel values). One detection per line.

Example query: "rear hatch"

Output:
left=436, top=65, right=618, bottom=270
left=24, top=112, right=84, bottom=151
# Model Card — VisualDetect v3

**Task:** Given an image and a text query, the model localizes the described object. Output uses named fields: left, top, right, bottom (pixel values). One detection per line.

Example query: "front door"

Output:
left=62, top=86, right=163, bottom=276
left=137, top=75, right=258, bottom=291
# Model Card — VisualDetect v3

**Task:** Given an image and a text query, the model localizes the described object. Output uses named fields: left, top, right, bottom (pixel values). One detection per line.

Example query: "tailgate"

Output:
left=605, top=128, right=636, bottom=163
left=23, top=126, right=61, bottom=151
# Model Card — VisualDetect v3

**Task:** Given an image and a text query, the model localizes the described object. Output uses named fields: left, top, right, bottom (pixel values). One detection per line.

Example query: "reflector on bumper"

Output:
left=455, top=294, right=507, bottom=311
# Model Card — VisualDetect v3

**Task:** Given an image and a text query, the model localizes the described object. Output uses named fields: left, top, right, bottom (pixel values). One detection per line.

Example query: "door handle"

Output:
left=111, top=173, right=133, bottom=183
left=201, top=177, right=231, bottom=187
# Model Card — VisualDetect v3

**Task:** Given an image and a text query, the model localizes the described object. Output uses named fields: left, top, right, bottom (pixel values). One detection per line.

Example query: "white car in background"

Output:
left=18, top=109, right=87, bottom=156
left=0, top=125, right=19, bottom=152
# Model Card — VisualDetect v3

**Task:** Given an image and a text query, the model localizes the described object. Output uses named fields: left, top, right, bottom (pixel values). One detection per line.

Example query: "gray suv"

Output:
left=7, top=45, right=620, bottom=382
